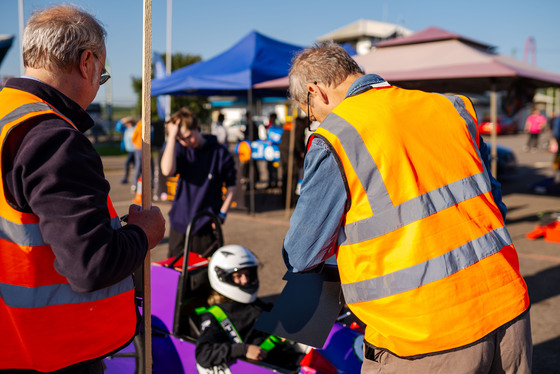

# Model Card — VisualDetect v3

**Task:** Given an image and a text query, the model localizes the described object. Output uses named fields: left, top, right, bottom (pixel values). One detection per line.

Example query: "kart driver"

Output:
left=195, top=245, right=301, bottom=373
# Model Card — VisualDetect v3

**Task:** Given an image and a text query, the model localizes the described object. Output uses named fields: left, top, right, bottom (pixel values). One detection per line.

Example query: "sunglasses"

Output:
left=92, top=52, right=111, bottom=85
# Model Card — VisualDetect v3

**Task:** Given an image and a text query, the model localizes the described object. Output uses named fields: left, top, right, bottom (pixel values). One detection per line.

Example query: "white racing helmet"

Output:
left=208, top=245, right=259, bottom=304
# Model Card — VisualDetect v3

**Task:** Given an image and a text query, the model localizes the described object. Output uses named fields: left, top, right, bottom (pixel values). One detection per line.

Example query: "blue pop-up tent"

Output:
left=151, top=31, right=304, bottom=97
left=0, top=35, right=15, bottom=69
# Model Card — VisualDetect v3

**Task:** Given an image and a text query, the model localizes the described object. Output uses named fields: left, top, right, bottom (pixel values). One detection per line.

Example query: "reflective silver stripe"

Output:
left=441, top=95, right=478, bottom=142
left=0, top=100, right=75, bottom=130
left=324, top=94, right=492, bottom=246
left=341, top=226, right=513, bottom=304
left=339, top=171, right=492, bottom=245
left=442, top=94, right=489, bottom=176
left=370, top=82, right=391, bottom=89
left=0, top=276, right=134, bottom=309
left=0, top=102, right=53, bottom=128
left=321, top=113, right=393, bottom=214
left=0, top=215, right=120, bottom=246
left=0, top=216, right=45, bottom=246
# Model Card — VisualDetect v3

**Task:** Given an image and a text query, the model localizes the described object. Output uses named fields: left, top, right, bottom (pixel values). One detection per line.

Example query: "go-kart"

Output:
left=103, top=212, right=364, bottom=374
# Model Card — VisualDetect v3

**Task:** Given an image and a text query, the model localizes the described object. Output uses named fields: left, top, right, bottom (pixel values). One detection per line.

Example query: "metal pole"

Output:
left=18, top=0, right=24, bottom=76
left=141, top=0, right=153, bottom=371
left=165, top=0, right=172, bottom=120
left=285, top=106, right=296, bottom=218
left=248, top=88, right=255, bottom=214
left=490, top=85, right=498, bottom=177
left=105, top=61, right=113, bottom=137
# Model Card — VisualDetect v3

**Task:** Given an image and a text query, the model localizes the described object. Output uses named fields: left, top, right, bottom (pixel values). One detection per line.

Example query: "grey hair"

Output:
left=289, top=41, right=363, bottom=104
left=23, top=5, right=106, bottom=73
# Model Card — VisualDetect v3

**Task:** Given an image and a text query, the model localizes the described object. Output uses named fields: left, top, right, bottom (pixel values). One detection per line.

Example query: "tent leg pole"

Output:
left=490, top=86, right=498, bottom=177
left=248, top=88, right=255, bottom=215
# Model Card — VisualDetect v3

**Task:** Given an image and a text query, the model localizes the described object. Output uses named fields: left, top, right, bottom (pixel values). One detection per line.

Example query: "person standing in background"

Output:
left=211, top=112, right=228, bottom=146
left=116, top=116, right=137, bottom=185
left=161, top=107, right=237, bottom=258
left=266, top=112, right=282, bottom=189
left=279, top=117, right=306, bottom=207
left=524, top=108, right=547, bottom=152
left=552, top=112, right=560, bottom=183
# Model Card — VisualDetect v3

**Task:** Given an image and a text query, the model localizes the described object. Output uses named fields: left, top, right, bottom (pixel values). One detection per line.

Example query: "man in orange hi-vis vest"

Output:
left=0, top=5, right=165, bottom=373
left=282, top=42, right=531, bottom=373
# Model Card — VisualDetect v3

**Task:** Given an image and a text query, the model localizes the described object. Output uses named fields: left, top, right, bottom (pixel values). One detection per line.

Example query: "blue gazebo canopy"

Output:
left=151, top=31, right=304, bottom=97
left=0, top=35, right=15, bottom=69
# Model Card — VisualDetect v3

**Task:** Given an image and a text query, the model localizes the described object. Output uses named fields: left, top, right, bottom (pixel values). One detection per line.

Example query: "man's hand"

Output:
left=165, top=118, right=180, bottom=139
left=127, top=204, right=166, bottom=249
left=245, top=344, right=267, bottom=361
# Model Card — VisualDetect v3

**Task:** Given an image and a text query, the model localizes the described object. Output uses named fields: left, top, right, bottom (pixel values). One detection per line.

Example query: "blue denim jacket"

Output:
left=282, top=75, right=506, bottom=273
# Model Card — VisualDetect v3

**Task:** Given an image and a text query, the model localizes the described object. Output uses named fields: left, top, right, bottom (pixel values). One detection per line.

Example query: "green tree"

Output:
left=132, top=52, right=211, bottom=124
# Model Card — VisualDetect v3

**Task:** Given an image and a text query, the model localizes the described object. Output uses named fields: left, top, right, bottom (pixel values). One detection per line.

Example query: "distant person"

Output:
left=266, top=112, right=282, bottom=189
left=283, top=42, right=531, bottom=373
left=552, top=113, right=560, bottom=183
left=279, top=117, right=306, bottom=207
left=211, top=112, right=228, bottom=145
left=242, top=111, right=261, bottom=189
left=130, top=119, right=155, bottom=201
left=160, top=107, right=237, bottom=257
left=0, top=5, right=165, bottom=373
left=131, top=119, right=143, bottom=192
left=115, top=116, right=137, bottom=185
left=524, top=108, right=547, bottom=152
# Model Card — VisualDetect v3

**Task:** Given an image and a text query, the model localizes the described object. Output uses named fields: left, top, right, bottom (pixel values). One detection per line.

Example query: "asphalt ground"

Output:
left=101, top=132, right=560, bottom=373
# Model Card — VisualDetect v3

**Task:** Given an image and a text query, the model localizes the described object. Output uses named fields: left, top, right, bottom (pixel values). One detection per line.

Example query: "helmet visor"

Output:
left=215, top=266, right=259, bottom=294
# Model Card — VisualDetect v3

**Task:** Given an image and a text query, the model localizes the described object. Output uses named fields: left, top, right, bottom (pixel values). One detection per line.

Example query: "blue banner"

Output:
left=153, top=52, right=169, bottom=120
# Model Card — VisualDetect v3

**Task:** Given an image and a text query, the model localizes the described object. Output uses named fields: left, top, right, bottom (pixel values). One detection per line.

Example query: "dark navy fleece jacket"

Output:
left=2, top=77, right=148, bottom=293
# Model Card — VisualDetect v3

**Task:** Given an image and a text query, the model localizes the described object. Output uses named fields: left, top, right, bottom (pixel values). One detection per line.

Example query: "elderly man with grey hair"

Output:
left=0, top=4, right=165, bottom=373
left=282, top=42, right=532, bottom=373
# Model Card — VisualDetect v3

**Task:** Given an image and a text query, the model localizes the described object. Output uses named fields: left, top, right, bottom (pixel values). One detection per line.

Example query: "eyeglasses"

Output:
left=92, top=52, right=111, bottom=85
left=306, top=81, right=317, bottom=130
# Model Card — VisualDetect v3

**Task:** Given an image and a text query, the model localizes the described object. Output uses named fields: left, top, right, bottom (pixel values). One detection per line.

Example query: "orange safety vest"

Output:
left=314, top=85, right=530, bottom=357
left=0, top=87, right=138, bottom=371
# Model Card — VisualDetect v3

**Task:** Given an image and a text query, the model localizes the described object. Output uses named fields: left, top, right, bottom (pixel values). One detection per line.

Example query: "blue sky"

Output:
left=1, top=0, right=559, bottom=107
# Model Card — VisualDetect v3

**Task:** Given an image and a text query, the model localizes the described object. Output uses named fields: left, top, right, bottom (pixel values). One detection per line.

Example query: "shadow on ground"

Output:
left=533, top=336, right=560, bottom=374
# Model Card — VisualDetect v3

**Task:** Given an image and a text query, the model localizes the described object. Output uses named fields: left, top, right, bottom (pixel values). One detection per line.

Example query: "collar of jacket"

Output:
left=346, top=74, right=390, bottom=98
left=4, top=77, right=95, bottom=133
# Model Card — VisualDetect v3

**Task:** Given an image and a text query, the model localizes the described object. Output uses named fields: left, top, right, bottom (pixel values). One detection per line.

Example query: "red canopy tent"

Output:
left=256, top=26, right=560, bottom=92
left=352, top=26, right=560, bottom=93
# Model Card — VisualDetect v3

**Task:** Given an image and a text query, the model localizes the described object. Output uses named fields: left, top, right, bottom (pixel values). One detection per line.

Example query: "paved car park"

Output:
left=103, top=132, right=560, bottom=373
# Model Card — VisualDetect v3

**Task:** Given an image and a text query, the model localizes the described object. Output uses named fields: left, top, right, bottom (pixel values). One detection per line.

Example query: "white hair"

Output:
left=289, top=41, right=363, bottom=104
left=22, top=5, right=106, bottom=73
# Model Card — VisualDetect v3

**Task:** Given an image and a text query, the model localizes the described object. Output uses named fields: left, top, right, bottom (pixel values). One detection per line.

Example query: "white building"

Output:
left=316, top=19, right=413, bottom=55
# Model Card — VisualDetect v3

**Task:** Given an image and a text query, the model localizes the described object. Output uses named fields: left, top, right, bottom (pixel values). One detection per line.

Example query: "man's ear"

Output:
left=78, top=50, right=93, bottom=80
left=308, top=83, right=329, bottom=105
left=314, top=84, right=329, bottom=105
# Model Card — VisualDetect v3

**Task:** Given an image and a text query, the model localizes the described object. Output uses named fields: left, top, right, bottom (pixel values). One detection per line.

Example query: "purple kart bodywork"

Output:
left=104, top=264, right=364, bottom=373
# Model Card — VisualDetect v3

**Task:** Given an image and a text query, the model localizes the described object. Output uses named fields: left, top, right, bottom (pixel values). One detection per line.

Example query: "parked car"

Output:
left=479, top=115, right=519, bottom=135
left=496, top=144, right=518, bottom=176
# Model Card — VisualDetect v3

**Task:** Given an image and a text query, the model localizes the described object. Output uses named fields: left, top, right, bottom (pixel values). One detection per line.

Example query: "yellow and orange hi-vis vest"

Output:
left=0, top=87, right=138, bottom=372
left=314, top=85, right=530, bottom=357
